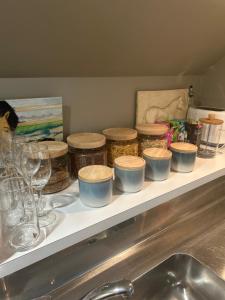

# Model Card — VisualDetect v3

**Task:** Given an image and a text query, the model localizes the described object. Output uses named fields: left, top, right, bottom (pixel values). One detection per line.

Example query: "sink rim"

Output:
left=133, top=251, right=223, bottom=283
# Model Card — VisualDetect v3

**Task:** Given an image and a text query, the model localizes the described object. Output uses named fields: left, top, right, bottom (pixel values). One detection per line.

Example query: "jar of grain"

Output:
left=102, top=128, right=138, bottom=167
left=136, top=124, right=168, bottom=156
left=39, top=141, right=71, bottom=194
left=67, top=133, right=107, bottom=178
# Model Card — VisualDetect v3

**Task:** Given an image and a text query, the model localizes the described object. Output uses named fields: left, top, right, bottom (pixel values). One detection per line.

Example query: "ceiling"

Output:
left=1, top=0, right=225, bottom=77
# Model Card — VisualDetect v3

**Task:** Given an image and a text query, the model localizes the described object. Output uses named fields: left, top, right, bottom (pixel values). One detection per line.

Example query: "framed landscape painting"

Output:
left=5, top=97, right=63, bottom=141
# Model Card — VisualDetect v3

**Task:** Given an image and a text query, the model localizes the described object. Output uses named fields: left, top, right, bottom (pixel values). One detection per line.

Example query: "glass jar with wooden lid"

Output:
left=39, top=141, right=71, bottom=194
left=102, top=128, right=138, bottom=167
left=67, top=132, right=107, bottom=178
left=136, top=124, right=168, bottom=156
left=198, top=114, right=224, bottom=158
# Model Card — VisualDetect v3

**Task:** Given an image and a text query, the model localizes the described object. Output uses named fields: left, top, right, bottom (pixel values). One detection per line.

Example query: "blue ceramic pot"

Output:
left=143, top=148, right=172, bottom=181
left=114, top=156, right=145, bottom=193
left=170, top=142, right=197, bottom=173
left=171, top=151, right=197, bottom=173
left=79, top=179, right=113, bottom=207
left=78, top=165, right=113, bottom=207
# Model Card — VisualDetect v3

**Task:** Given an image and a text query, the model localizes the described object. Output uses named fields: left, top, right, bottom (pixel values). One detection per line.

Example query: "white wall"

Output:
left=0, top=76, right=200, bottom=138
left=200, top=55, right=225, bottom=108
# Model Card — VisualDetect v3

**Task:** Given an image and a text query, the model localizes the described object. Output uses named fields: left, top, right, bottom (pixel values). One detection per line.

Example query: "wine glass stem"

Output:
left=37, top=189, right=44, bottom=217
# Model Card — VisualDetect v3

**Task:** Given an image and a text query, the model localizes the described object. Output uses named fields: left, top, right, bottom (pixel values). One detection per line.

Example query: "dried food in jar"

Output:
left=136, top=124, right=168, bottom=156
left=39, top=141, right=71, bottom=194
left=103, top=128, right=138, bottom=167
left=67, top=132, right=107, bottom=178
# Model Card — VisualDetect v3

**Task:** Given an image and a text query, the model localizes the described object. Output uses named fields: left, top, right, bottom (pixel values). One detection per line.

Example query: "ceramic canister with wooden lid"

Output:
left=170, top=142, right=198, bottom=173
left=143, top=148, right=172, bottom=181
left=136, top=124, right=168, bottom=156
left=78, top=165, right=113, bottom=207
left=114, top=155, right=146, bottom=193
left=102, top=128, right=138, bottom=167
left=67, top=132, right=107, bottom=178
left=39, top=141, right=71, bottom=194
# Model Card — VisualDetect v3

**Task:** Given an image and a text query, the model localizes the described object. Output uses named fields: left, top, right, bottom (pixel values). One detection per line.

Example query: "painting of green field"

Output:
left=6, top=97, right=63, bottom=141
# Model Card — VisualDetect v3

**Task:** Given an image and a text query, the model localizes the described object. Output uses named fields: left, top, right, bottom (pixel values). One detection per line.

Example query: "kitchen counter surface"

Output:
left=1, top=151, right=225, bottom=278
left=49, top=174, right=225, bottom=299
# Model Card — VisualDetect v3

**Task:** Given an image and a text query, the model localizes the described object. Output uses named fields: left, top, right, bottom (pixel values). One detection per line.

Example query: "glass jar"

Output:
left=39, top=141, right=71, bottom=194
left=102, top=128, right=138, bottom=167
left=186, top=122, right=202, bottom=146
left=136, top=124, right=168, bottom=156
left=198, top=114, right=224, bottom=158
left=67, top=133, right=107, bottom=178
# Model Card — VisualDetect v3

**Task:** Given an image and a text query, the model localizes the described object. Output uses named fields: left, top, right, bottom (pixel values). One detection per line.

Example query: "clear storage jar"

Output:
left=102, top=128, right=138, bottom=167
left=39, top=141, right=71, bottom=194
left=136, top=124, right=168, bottom=156
left=198, top=114, right=224, bottom=158
left=67, top=133, right=107, bottom=179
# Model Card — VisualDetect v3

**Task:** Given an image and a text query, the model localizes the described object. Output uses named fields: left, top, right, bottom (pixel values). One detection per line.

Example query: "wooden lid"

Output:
left=143, top=148, right=172, bottom=160
left=102, top=128, right=137, bottom=141
left=67, top=132, right=106, bottom=149
left=114, top=155, right=145, bottom=170
left=78, top=165, right=113, bottom=183
left=39, top=141, right=68, bottom=158
left=170, top=142, right=197, bottom=153
left=199, top=114, right=224, bottom=125
left=136, top=124, right=168, bottom=135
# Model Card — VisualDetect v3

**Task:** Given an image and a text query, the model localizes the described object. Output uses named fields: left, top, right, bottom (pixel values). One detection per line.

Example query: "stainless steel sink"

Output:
left=132, top=254, right=225, bottom=300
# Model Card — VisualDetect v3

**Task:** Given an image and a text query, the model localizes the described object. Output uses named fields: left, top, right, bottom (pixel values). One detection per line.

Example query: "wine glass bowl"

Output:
left=32, top=144, right=55, bottom=227
left=20, top=143, right=41, bottom=185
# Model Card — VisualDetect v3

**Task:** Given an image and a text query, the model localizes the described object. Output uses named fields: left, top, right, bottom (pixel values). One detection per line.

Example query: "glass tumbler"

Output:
left=0, top=177, right=40, bottom=251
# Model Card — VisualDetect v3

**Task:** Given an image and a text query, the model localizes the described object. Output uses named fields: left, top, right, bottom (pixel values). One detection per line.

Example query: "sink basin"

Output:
left=132, top=254, right=225, bottom=300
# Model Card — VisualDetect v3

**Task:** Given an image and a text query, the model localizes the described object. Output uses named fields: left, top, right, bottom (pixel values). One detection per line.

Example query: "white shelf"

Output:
left=1, top=152, right=225, bottom=278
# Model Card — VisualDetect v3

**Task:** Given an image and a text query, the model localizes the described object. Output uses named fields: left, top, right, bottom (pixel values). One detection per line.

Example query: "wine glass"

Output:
left=20, top=143, right=41, bottom=187
left=12, top=136, right=29, bottom=175
left=0, top=176, right=40, bottom=251
left=32, top=144, right=55, bottom=227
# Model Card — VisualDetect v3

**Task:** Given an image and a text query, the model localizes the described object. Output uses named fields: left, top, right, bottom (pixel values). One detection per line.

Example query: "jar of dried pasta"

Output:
left=67, top=132, right=107, bottom=179
left=102, top=128, right=138, bottom=167
left=39, top=141, right=71, bottom=194
left=136, top=124, right=168, bottom=156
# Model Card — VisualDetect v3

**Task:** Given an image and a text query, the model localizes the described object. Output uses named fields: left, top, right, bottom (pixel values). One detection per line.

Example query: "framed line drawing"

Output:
left=136, top=89, right=189, bottom=125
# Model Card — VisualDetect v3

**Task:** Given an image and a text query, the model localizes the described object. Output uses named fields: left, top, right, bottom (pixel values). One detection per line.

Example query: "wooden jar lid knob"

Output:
left=208, top=113, right=216, bottom=120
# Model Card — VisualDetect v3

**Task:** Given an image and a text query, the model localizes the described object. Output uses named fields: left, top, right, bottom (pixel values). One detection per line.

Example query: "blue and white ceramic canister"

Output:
left=143, top=148, right=172, bottom=181
left=114, top=155, right=145, bottom=193
left=170, top=142, right=197, bottom=173
left=78, top=165, right=113, bottom=207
